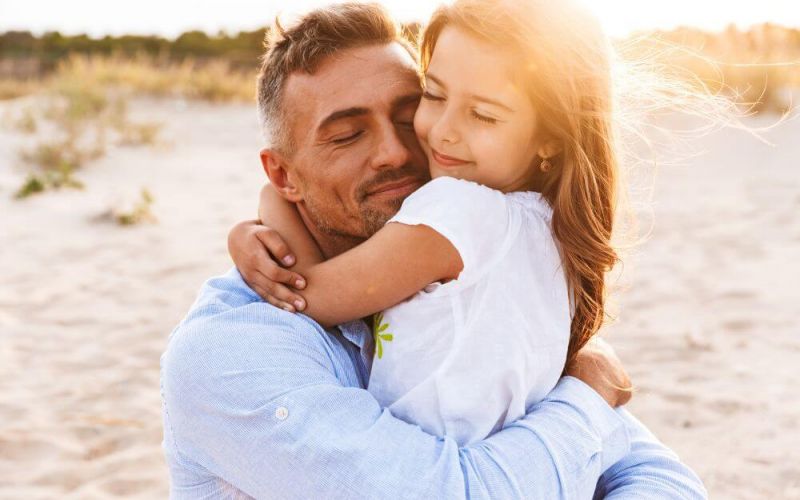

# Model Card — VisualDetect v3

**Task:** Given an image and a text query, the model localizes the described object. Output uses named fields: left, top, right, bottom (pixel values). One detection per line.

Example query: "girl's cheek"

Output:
left=413, top=102, right=432, bottom=148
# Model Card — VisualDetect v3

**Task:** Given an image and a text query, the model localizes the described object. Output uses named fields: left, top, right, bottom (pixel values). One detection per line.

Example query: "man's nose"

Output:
left=371, top=122, right=412, bottom=170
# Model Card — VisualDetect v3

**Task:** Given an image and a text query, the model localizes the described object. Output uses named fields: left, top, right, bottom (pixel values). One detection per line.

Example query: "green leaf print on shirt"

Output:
left=373, top=312, right=393, bottom=359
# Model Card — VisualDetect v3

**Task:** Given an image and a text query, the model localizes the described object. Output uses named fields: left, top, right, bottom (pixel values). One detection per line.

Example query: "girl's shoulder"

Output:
left=395, top=176, right=510, bottom=227
left=405, top=176, right=552, bottom=232
left=505, top=190, right=553, bottom=222
left=389, top=176, right=516, bottom=289
left=422, top=176, right=551, bottom=214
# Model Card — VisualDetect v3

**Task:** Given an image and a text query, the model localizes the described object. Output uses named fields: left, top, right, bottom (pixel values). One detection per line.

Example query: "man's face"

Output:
left=280, top=42, right=430, bottom=241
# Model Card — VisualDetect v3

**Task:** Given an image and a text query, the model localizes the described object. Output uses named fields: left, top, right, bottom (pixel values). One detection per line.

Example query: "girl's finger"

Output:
left=255, top=229, right=295, bottom=267
left=250, top=282, right=271, bottom=302
left=247, top=276, right=292, bottom=311
left=263, top=260, right=306, bottom=289
left=241, top=271, right=267, bottom=297
left=257, top=270, right=306, bottom=312
left=264, top=294, right=295, bottom=313
left=250, top=281, right=287, bottom=309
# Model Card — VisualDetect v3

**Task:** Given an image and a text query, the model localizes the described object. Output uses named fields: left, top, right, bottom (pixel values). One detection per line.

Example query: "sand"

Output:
left=0, top=96, right=797, bottom=499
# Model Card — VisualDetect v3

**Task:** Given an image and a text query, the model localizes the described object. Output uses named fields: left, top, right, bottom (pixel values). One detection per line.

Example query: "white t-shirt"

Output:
left=367, top=176, right=571, bottom=445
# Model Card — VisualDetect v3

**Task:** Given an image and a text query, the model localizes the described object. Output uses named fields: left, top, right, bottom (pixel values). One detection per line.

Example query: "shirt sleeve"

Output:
left=387, top=176, right=513, bottom=287
left=162, top=273, right=705, bottom=499
left=594, top=409, right=708, bottom=499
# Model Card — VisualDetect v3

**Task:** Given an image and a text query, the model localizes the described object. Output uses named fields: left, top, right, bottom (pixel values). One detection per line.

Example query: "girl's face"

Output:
left=414, top=26, right=543, bottom=192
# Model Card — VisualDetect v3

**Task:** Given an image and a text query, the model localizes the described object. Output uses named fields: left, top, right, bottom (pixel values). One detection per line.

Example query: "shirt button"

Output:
left=275, top=406, right=289, bottom=420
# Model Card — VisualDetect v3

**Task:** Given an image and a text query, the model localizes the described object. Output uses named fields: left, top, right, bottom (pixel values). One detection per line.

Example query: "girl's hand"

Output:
left=565, top=337, right=633, bottom=408
left=227, top=219, right=307, bottom=312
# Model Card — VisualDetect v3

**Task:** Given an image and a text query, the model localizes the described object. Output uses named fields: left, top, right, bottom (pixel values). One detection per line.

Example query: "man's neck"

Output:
left=296, top=205, right=365, bottom=260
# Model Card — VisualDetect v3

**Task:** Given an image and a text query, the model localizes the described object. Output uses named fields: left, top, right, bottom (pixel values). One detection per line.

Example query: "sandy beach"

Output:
left=1, top=96, right=798, bottom=499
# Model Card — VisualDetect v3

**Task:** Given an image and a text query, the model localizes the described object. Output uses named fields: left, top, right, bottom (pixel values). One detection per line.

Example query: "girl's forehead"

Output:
left=427, top=26, right=526, bottom=99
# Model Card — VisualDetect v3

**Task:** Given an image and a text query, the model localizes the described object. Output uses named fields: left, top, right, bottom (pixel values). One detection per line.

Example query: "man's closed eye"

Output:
left=331, top=130, right=364, bottom=144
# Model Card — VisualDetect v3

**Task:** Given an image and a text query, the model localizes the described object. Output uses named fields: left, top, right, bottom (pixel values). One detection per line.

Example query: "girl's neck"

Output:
left=495, top=166, right=542, bottom=194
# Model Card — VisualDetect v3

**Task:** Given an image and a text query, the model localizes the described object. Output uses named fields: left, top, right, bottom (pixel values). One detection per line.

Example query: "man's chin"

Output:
left=360, top=200, right=402, bottom=236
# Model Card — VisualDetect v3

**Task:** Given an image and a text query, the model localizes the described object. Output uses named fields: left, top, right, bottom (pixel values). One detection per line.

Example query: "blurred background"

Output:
left=0, top=1, right=798, bottom=498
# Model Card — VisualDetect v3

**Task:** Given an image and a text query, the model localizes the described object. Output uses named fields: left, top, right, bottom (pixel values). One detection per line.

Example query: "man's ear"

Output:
left=260, top=148, right=302, bottom=203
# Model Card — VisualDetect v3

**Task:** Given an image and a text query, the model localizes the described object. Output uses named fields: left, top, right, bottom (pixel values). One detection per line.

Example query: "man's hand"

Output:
left=565, top=337, right=633, bottom=407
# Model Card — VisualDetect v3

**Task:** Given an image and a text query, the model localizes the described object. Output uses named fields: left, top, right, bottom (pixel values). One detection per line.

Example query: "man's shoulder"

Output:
left=161, top=268, right=336, bottom=391
left=159, top=269, right=359, bottom=496
left=177, top=267, right=276, bottom=328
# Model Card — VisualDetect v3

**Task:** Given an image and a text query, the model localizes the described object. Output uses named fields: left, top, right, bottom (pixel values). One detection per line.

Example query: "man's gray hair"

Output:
left=256, top=2, right=416, bottom=155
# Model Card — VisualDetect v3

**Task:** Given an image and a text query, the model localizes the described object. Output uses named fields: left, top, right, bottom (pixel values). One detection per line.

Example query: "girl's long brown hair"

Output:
left=420, top=0, right=621, bottom=366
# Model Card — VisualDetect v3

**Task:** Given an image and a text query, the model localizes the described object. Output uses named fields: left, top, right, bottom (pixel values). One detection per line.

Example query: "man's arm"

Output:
left=595, top=409, right=708, bottom=499
left=162, top=272, right=706, bottom=499
left=162, top=272, right=625, bottom=499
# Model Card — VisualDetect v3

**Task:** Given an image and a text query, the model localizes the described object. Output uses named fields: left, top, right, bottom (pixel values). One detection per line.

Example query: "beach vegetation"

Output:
left=112, top=188, right=157, bottom=226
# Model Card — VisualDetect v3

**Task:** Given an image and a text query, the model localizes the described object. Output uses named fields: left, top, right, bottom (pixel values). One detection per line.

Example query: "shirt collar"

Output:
left=337, top=319, right=374, bottom=372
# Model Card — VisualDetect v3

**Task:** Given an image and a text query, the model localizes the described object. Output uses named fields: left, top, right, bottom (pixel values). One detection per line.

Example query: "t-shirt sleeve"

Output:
left=387, top=176, right=513, bottom=287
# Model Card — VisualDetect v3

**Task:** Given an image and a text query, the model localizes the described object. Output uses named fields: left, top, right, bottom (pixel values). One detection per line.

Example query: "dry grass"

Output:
left=15, top=168, right=84, bottom=199
left=1, top=54, right=254, bottom=103
left=11, top=107, right=38, bottom=133
left=19, top=138, right=102, bottom=170
left=12, top=70, right=164, bottom=198
left=0, top=79, right=40, bottom=100
left=7, top=54, right=243, bottom=199
left=116, top=121, right=162, bottom=146
left=103, top=188, right=157, bottom=226
left=4, top=55, right=248, bottom=209
left=51, top=54, right=254, bottom=103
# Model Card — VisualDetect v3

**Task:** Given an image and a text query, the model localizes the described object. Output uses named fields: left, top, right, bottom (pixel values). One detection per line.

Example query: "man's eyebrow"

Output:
left=426, top=71, right=514, bottom=113
left=317, top=107, right=369, bottom=130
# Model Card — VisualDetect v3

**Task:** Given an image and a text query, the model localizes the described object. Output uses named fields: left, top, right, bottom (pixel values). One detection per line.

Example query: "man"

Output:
left=160, top=3, right=706, bottom=498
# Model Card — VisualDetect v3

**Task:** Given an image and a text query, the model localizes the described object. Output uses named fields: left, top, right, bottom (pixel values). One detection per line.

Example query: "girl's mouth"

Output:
left=431, top=148, right=471, bottom=168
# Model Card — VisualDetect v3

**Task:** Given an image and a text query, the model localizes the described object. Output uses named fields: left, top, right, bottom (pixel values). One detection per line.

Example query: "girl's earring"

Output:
left=539, top=157, right=552, bottom=173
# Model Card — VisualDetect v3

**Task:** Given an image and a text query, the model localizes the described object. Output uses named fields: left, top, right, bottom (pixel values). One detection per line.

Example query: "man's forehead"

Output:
left=284, top=42, right=420, bottom=126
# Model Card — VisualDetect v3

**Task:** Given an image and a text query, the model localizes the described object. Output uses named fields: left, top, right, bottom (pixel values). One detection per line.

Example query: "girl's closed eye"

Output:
left=471, top=110, right=498, bottom=124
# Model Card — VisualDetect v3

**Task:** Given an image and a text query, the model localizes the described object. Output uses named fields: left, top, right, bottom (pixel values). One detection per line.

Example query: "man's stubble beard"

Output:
left=304, top=163, right=427, bottom=244
left=303, top=192, right=402, bottom=242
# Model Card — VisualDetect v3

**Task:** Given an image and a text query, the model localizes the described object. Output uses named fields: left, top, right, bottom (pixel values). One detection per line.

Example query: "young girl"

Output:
left=231, top=0, right=620, bottom=445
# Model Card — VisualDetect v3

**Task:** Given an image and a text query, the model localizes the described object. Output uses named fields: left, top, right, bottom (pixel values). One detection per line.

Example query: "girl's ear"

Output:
left=260, top=148, right=302, bottom=203
left=537, top=138, right=563, bottom=160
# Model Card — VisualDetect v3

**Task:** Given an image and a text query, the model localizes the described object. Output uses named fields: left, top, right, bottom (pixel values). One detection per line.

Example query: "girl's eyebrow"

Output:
left=425, top=72, right=447, bottom=89
left=471, top=95, right=514, bottom=113
left=426, top=71, right=514, bottom=113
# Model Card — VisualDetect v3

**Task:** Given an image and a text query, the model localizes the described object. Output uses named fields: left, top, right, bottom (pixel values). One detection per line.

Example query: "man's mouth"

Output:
left=431, top=148, right=471, bottom=168
left=366, top=177, right=424, bottom=199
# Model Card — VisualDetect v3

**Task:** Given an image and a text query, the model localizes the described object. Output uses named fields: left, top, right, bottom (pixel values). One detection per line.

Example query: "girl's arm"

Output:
left=257, top=184, right=325, bottom=269
left=298, top=220, right=462, bottom=328
left=258, top=184, right=462, bottom=327
left=230, top=184, right=463, bottom=323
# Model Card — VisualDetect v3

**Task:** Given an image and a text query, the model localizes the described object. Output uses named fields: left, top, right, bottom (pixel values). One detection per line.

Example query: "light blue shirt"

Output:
left=160, top=268, right=707, bottom=499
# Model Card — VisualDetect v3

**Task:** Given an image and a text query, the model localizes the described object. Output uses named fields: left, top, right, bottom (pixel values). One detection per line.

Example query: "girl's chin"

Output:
left=430, top=167, right=481, bottom=185
left=430, top=165, right=464, bottom=180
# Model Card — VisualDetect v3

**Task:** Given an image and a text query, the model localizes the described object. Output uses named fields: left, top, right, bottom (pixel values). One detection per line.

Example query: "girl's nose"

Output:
left=430, top=107, right=461, bottom=147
